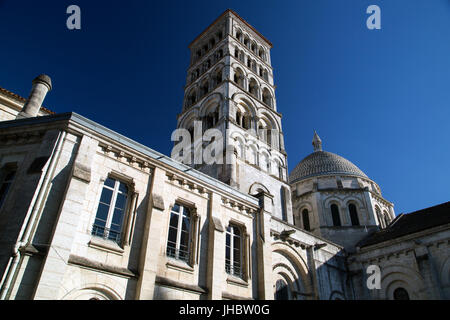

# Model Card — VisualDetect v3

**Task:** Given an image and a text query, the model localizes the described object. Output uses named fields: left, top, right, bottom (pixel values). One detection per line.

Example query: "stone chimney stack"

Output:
left=17, top=74, right=52, bottom=119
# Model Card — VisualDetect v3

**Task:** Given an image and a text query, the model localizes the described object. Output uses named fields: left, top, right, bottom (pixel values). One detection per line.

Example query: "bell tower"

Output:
left=174, top=10, right=292, bottom=222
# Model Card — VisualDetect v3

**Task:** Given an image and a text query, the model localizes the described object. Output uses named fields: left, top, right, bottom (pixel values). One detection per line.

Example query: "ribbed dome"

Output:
left=289, top=150, right=368, bottom=183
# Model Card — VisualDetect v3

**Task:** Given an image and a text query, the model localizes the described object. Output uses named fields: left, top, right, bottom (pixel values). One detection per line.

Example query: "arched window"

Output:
left=249, top=79, right=258, bottom=97
left=236, top=111, right=242, bottom=126
left=166, top=203, right=191, bottom=262
left=242, top=114, right=251, bottom=130
left=302, top=209, right=311, bottom=231
left=393, top=288, right=410, bottom=300
left=275, top=279, right=289, bottom=300
left=259, top=47, right=266, bottom=61
left=212, top=69, right=222, bottom=87
left=375, top=206, right=384, bottom=228
left=236, top=30, right=242, bottom=42
left=225, top=224, right=242, bottom=278
left=251, top=42, right=257, bottom=53
left=331, top=204, right=341, bottom=227
left=188, top=90, right=196, bottom=107
left=92, top=177, right=129, bottom=244
left=262, top=88, right=272, bottom=107
left=204, top=110, right=219, bottom=130
left=383, top=210, right=390, bottom=227
left=244, top=35, right=249, bottom=48
left=200, top=80, right=209, bottom=97
left=234, top=69, right=244, bottom=88
left=234, top=47, right=239, bottom=58
left=348, top=203, right=360, bottom=226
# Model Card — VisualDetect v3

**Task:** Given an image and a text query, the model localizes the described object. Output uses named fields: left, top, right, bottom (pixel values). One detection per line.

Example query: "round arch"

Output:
left=271, top=242, right=314, bottom=300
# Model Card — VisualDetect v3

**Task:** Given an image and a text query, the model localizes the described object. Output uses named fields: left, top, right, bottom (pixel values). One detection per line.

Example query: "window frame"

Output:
left=166, top=203, right=192, bottom=264
left=302, top=208, right=311, bottom=231
left=330, top=203, right=342, bottom=227
left=91, top=175, right=133, bottom=245
left=225, top=223, right=244, bottom=279
left=348, top=203, right=360, bottom=226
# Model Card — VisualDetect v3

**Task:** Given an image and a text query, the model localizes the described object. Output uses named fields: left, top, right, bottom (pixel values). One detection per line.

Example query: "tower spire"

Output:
left=312, top=131, right=322, bottom=152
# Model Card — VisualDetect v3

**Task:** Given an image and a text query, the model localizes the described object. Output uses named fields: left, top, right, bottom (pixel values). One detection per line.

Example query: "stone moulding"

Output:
left=68, top=254, right=137, bottom=278
left=155, top=275, right=207, bottom=294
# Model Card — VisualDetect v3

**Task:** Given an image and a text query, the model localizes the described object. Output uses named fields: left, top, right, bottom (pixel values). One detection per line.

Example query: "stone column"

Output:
left=135, top=167, right=166, bottom=300
left=206, top=192, right=225, bottom=300
left=32, top=135, right=98, bottom=300
left=255, top=191, right=274, bottom=299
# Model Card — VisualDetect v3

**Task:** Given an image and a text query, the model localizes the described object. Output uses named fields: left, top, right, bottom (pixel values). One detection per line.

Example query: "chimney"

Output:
left=17, top=74, right=52, bottom=119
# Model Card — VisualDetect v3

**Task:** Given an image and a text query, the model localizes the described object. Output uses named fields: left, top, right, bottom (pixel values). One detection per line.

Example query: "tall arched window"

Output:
left=375, top=206, right=384, bottom=228
left=249, top=79, right=258, bottom=98
left=234, top=69, right=244, bottom=88
left=236, top=30, right=242, bottom=42
left=92, top=177, right=129, bottom=244
left=275, top=279, right=289, bottom=300
left=200, top=80, right=209, bottom=97
left=383, top=210, right=390, bottom=227
left=348, top=203, right=360, bottom=226
left=262, top=88, right=272, bottom=107
left=393, top=288, right=410, bottom=300
left=331, top=204, right=341, bottom=227
left=188, top=90, right=196, bottom=107
left=225, top=224, right=242, bottom=278
left=302, top=209, right=311, bottom=231
left=167, top=203, right=191, bottom=262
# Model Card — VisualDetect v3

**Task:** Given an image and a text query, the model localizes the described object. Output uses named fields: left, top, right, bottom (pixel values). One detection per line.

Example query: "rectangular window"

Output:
left=225, top=224, right=242, bottom=278
left=0, top=166, right=17, bottom=209
left=166, top=203, right=191, bottom=263
left=92, top=177, right=128, bottom=244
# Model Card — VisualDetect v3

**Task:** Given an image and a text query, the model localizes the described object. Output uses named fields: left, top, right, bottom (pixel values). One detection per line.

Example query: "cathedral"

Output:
left=0, top=9, right=448, bottom=300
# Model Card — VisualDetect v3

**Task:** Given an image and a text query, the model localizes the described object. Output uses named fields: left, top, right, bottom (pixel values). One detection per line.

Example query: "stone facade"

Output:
left=0, top=9, right=448, bottom=300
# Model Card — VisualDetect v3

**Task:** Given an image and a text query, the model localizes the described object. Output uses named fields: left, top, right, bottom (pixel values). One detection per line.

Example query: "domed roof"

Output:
left=289, top=132, right=368, bottom=183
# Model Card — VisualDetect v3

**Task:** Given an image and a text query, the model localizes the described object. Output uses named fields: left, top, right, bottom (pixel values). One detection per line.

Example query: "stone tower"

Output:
left=174, top=9, right=293, bottom=223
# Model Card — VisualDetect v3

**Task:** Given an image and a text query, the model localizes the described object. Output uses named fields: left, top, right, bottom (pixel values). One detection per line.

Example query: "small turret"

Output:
left=17, top=74, right=52, bottom=119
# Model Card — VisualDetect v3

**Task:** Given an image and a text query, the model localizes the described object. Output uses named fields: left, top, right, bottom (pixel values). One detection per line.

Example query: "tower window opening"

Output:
left=249, top=79, right=258, bottom=98
left=236, top=111, right=242, bottom=126
left=302, top=209, right=311, bottom=231
left=349, top=203, right=360, bottom=226
left=262, top=88, right=272, bottom=107
left=331, top=204, right=341, bottom=227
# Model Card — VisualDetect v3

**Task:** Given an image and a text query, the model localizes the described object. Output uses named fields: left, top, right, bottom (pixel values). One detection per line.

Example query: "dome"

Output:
left=289, top=132, right=368, bottom=183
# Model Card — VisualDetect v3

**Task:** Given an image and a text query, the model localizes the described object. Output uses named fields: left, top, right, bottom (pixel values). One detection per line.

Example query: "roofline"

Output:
left=0, top=86, right=55, bottom=115
left=289, top=172, right=369, bottom=184
left=188, top=9, right=273, bottom=49
left=401, top=201, right=450, bottom=216
left=0, top=112, right=259, bottom=206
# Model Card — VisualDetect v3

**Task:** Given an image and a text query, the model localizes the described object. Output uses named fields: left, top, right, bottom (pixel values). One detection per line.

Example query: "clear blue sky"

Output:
left=0, top=0, right=449, bottom=215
